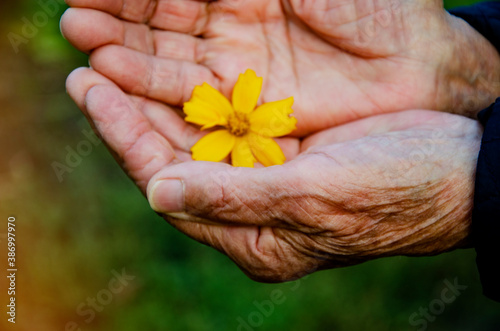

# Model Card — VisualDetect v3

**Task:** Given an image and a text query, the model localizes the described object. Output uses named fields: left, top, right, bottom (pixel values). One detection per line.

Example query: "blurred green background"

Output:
left=0, top=1, right=498, bottom=331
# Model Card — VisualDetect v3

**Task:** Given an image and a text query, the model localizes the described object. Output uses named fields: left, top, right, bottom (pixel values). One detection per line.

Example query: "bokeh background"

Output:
left=0, top=0, right=498, bottom=330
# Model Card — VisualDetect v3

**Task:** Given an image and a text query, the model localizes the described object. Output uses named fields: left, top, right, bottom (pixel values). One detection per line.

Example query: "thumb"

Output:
left=146, top=161, right=303, bottom=227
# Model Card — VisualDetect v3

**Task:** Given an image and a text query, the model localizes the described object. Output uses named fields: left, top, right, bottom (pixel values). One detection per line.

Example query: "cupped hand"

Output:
left=146, top=108, right=482, bottom=281
left=66, top=68, right=482, bottom=281
left=61, top=0, right=500, bottom=136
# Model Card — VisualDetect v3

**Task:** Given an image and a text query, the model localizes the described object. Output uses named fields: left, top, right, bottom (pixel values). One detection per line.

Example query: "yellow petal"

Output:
left=184, top=83, right=234, bottom=130
left=249, top=97, right=297, bottom=137
left=231, top=137, right=256, bottom=168
left=191, top=130, right=236, bottom=162
left=232, top=69, right=263, bottom=114
left=247, top=133, right=286, bottom=167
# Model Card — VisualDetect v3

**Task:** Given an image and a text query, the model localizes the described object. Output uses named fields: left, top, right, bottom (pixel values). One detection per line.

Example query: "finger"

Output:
left=66, top=0, right=210, bottom=34
left=66, top=67, right=118, bottom=112
left=61, top=8, right=202, bottom=60
left=69, top=70, right=179, bottom=190
left=65, top=0, right=159, bottom=24
left=146, top=160, right=317, bottom=229
left=149, top=0, right=210, bottom=34
left=154, top=31, right=200, bottom=62
left=67, top=67, right=197, bottom=160
left=301, top=110, right=453, bottom=150
left=89, top=45, right=218, bottom=105
left=61, top=8, right=154, bottom=54
left=168, top=219, right=258, bottom=256
left=167, top=219, right=309, bottom=282
left=138, top=97, right=204, bottom=152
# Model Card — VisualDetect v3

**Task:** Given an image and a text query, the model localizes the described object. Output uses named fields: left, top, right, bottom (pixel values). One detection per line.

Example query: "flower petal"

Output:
left=231, top=137, right=256, bottom=168
left=249, top=97, right=297, bottom=137
left=191, top=130, right=236, bottom=162
left=184, top=83, right=234, bottom=130
left=247, top=133, right=286, bottom=167
left=232, top=69, right=263, bottom=114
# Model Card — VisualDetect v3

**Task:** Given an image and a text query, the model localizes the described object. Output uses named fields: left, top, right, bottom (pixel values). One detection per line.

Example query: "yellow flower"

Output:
left=183, top=69, right=297, bottom=167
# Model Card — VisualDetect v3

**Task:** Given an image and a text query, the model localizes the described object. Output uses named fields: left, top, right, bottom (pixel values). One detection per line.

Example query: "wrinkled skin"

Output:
left=62, top=0, right=500, bottom=135
left=148, top=111, right=484, bottom=281
left=62, top=0, right=497, bottom=281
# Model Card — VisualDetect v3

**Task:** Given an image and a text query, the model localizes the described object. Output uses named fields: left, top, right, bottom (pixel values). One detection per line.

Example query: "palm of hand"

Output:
left=64, top=0, right=448, bottom=136
left=195, top=0, right=446, bottom=135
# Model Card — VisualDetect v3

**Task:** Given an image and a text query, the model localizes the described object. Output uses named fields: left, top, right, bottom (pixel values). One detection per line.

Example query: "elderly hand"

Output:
left=62, top=0, right=493, bottom=281
left=61, top=0, right=500, bottom=136
left=145, top=110, right=482, bottom=281
left=65, top=67, right=481, bottom=281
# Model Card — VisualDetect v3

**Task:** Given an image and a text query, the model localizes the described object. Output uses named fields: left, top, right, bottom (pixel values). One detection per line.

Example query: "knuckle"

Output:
left=210, top=181, right=239, bottom=216
left=204, top=180, right=253, bottom=221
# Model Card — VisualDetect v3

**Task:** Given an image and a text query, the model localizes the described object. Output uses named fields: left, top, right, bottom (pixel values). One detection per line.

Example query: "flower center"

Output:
left=227, top=112, right=250, bottom=137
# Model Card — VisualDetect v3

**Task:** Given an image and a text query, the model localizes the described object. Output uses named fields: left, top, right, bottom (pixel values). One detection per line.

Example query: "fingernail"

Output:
left=148, top=179, right=185, bottom=213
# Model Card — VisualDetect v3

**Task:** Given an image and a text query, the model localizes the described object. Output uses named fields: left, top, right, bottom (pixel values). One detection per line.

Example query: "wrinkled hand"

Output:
left=61, top=0, right=500, bottom=136
left=62, top=0, right=490, bottom=281
left=66, top=68, right=481, bottom=281
left=146, top=110, right=482, bottom=281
